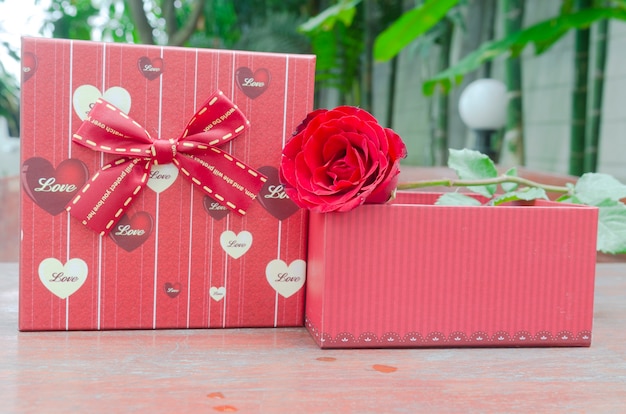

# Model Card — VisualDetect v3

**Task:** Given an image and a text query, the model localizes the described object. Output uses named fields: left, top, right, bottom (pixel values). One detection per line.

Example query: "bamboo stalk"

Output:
left=585, top=17, right=608, bottom=172
left=569, top=0, right=591, bottom=176
left=500, top=0, right=525, bottom=166
left=433, top=18, right=453, bottom=166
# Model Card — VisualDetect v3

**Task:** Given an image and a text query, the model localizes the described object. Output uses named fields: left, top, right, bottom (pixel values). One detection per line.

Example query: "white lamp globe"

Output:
left=458, top=79, right=508, bottom=130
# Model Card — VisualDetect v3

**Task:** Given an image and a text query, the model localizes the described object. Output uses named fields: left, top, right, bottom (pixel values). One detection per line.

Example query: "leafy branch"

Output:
left=397, top=149, right=626, bottom=255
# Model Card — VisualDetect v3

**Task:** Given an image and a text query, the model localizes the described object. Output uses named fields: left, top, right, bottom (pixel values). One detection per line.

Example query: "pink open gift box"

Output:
left=305, top=191, right=598, bottom=348
left=19, top=37, right=315, bottom=331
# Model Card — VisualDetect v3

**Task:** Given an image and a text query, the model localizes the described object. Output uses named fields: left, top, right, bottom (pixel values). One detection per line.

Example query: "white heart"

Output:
left=147, top=163, right=179, bottom=193
left=73, top=85, right=132, bottom=121
left=38, top=258, right=88, bottom=299
left=209, top=286, right=226, bottom=302
left=265, top=259, right=306, bottom=298
left=219, top=230, right=252, bottom=259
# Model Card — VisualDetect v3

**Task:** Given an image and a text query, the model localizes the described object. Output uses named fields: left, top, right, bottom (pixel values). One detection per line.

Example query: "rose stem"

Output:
left=397, top=175, right=571, bottom=194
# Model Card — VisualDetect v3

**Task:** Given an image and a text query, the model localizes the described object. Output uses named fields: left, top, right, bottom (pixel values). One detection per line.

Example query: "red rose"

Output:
left=279, top=106, right=407, bottom=212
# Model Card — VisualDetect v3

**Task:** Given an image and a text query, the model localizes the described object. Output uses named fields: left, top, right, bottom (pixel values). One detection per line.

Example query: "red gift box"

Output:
left=19, top=37, right=315, bottom=331
left=305, top=192, right=598, bottom=348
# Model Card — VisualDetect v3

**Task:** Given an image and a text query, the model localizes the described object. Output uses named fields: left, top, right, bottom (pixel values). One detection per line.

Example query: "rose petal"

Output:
left=308, top=188, right=365, bottom=213
left=312, top=166, right=356, bottom=194
left=322, top=134, right=350, bottom=163
left=384, top=128, right=407, bottom=160
left=280, top=105, right=408, bottom=213
left=333, top=106, right=379, bottom=125
left=293, top=109, right=327, bottom=136
left=279, top=156, right=297, bottom=188
left=365, top=171, right=399, bottom=204
left=282, top=132, right=304, bottom=159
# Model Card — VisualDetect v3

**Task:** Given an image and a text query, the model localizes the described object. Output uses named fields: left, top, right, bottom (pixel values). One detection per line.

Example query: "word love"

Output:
left=22, top=51, right=38, bottom=82
left=150, top=170, right=172, bottom=180
left=137, top=56, right=164, bottom=80
left=208, top=202, right=226, bottom=211
left=164, top=282, right=182, bottom=298
left=235, top=67, right=270, bottom=99
left=147, top=164, right=178, bottom=194
left=275, top=272, right=302, bottom=283
left=34, top=177, right=77, bottom=193
left=256, top=166, right=300, bottom=220
left=109, top=212, right=153, bottom=252
left=114, top=225, right=145, bottom=237
left=210, top=286, right=226, bottom=302
left=21, top=157, right=89, bottom=216
left=264, top=184, right=288, bottom=199
left=220, top=230, right=252, bottom=259
left=49, top=272, right=80, bottom=283
left=142, top=64, right=161, bottom=73
left=38, top=258, right=88, bottom=299
left=242, top=78, right=265, bottom=88
left=203, top=196, right=230, bottom=221
left=265, top=259, right=306, bottom=298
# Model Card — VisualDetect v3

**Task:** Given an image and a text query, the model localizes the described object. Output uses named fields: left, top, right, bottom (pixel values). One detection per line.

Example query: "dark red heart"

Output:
left=256, top=166, right=300, bottom=221
left=235, top=67, right=270, bottom=99
left=21, top=157, right=89, bottom=216
left=203, top=196, right=230, bottom=221
left=137, top=56, right=164, bottom=80
left=163, top=282, right=182, bottom=298
left=22, top=52, right=38, bottom=82
left=109, top=212, right=153, bottom=252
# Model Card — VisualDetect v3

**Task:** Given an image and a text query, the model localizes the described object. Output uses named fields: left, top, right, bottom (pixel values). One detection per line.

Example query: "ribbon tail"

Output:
left=175, top=148, right=267, bottom=215
left=66, top=158, right=151, bottom=235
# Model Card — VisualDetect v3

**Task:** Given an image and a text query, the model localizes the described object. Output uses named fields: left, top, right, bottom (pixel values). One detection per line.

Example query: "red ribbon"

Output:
left=66, top=90, right=267, bottom=235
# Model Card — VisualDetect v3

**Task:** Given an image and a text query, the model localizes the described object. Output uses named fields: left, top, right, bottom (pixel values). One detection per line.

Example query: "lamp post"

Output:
left=458, top=78, right=508, bottom=163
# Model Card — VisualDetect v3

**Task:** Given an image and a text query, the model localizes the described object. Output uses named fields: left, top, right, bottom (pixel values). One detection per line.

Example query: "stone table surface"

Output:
left=1, top=262, right=625, bottom=413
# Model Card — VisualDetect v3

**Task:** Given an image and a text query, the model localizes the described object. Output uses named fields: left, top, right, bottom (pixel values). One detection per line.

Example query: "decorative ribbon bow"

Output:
left=66, top=90, right=267, bottom=235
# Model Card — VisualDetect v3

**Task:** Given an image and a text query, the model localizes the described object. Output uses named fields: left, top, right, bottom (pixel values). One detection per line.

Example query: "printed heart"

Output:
left=235, top=67, right=270, bottom=99
left=21, top=157, right=89, bottom=216
left=209, top=286, right=226, bottom=302
left=109, top=212, right=153, bottom=252
left=219, top=230, right=252, bottom=259
left=73, top=84, right=132, bottom=121
left=164, top=282, right=182, bottom=298
left=203, top=196, right=230, bottom=221
left=38, top=257, right=88, bottom=299
left=256, top=166, right=300, bottom=220
left=137, top=56, right=164, bottom=80
left=22, top=52, right=38, bottom=82
left=147, top=163, right=179, bottom=193
left=265, top=259, right=306, bottom=298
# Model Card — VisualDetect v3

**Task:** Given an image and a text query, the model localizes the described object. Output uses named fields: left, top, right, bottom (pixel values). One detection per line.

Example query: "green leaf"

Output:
left=373, top=0, right=459, bottom=62
left=556, top=194, right=577, bottom=204
left=491, top=187, right=549, bottom=206
left=435, top=193, right=482, bottom=206
left=597, top=201, right=626, bottom=254
left=298, top=0, right=361, bottom=33
left=447, top=149, right=498, bottom=198
left=533, top=29, right=568, bottom=55
left=422, top=7, right=626, bottom=96
left=573, top=173, right=626, bottom=206
left=555, top=184, right=577, bottom=203
left=501, top=167, right=519, bottom=192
